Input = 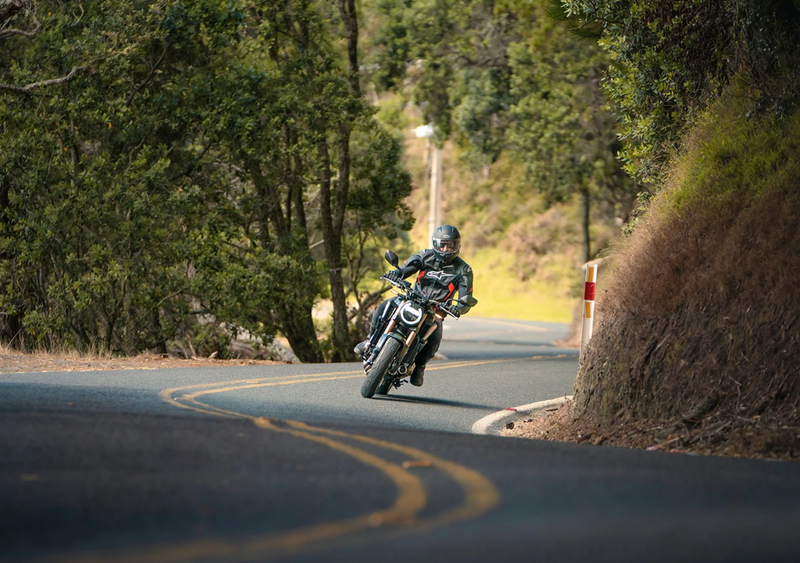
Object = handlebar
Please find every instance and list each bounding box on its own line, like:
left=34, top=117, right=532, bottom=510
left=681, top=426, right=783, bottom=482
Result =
left=437, top=302, right=461, bottom=319
left=380, top=274, right=411, bottom=291
left=381, top=272, right=461, bottom=318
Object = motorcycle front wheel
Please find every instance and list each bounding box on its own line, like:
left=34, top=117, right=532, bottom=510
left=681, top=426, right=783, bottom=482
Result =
left=361, top=338, right=401, bottom=398
left=376, top=375, right=393, bottom=395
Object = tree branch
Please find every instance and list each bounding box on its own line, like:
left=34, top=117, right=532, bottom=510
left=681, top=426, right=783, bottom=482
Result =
left=0, top=0, right=40, bottom=40
left=347, top=285, right=391, bottom=321
left=127, top=45, right=167, bottom=104
left=0, top=0, right=27, bottom=28
left=0, top=23, right=37, bottom=38
left=0, top=65, right=86, bottom=94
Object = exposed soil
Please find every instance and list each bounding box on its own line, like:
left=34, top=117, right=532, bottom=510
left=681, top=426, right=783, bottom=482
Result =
left=502, top=399, right=800, bottom=460
left=0, top=348, right=281, bottom=374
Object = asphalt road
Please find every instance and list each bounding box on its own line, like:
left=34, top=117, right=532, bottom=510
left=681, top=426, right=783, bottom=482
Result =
left=2, top=317, right=799, bottom=563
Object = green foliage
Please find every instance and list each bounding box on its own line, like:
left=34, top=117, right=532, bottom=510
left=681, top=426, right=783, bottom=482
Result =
left=0, top=0, right=412, bottom=358
left=664, top=83, right=800, bottom=217
left=507, top=1, right=630, bottom=205
left=364, top=0, right=635, bottom=265
left=364, top=0, right=518, bottom=156
left=560, top=0, right=800, bottom=186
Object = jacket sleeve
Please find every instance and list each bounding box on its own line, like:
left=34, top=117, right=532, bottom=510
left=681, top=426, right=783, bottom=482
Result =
left=399, top=250, right=427, bottom=278
left=455, top=264, right=475, bottom=314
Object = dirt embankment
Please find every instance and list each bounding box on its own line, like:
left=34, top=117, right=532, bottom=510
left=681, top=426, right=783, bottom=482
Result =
left=511, top=104, right=800, bottom=460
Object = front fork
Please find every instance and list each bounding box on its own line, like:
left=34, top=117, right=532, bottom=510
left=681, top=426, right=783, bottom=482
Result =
left=366, top=313, right=436, bottom=379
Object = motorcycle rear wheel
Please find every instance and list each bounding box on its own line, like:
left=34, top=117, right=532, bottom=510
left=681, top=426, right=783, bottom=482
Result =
left=361, top=338, right=401, bottom=398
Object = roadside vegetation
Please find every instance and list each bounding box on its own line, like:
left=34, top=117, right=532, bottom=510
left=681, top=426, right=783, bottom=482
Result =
left=0, top=0, right=412, bottom=362
left=510, top=0, right=800, bottom=459
left=363, top=0, right=634, bottom=321
left=0, top=0, right=632, bottom=360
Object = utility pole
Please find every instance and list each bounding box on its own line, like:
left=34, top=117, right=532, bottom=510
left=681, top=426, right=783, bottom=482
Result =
left=429, top=144, right=442, bottom=240
left=414, top=124, right=441, bottom=240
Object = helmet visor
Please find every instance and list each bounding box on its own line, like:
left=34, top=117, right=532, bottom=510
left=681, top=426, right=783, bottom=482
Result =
left=433, top=238, right=460, bottom=256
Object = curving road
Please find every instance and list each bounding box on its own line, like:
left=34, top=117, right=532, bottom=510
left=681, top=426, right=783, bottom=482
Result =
left=2, top=317, right=799, bottom=563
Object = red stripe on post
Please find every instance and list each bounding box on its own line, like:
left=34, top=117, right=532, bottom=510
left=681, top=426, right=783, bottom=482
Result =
left=584, top=282, right=596, bottom=301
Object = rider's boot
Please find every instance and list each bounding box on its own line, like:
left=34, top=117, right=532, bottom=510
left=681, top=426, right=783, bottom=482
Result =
left=354, top=340, right=370, bottom=359
left=410, top=364, right=425, bottom=387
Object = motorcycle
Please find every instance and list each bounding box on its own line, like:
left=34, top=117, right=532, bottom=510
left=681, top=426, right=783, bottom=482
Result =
left=360, top=250, right=478, bottom=399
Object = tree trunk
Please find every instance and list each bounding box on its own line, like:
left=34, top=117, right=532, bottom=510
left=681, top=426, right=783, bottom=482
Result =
left=317, top=137, right=351, bottom=362
left=580, top=186, right=591, bottom=264
left=312, top=0, right=362, bottom=362
left=247, top=158, right=322, bottom=362
left=277, top=302, right=323, bottom=363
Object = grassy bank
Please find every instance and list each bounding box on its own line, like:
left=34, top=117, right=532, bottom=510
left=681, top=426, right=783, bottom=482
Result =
left=566, top=89, right=800, bottom=459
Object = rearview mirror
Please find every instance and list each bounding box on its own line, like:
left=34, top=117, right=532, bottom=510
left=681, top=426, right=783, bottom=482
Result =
left=460, top=296, right=478, bottom=307
left=384, top=250, right=399, bottom=268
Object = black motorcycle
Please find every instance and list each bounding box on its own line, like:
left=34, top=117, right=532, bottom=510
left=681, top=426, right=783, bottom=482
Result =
left=360, top=250, right=478, bottom=399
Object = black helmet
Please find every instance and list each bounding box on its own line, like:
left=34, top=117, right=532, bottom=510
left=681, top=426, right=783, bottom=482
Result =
left=432, top=225, right=461, bottom=264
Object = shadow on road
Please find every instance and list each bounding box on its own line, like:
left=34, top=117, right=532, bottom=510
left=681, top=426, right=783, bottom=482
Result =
left=374, top=394, right=500, bottom=411
left=444, top=339, right=565, bottom=348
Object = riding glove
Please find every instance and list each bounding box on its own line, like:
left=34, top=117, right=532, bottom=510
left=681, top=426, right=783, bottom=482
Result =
left=385, top=269, right=405, bottom=282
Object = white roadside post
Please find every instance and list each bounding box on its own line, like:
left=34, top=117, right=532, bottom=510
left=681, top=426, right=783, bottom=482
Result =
left=580, top=263, right=599, bottom=359
left=414, top=123, right=441, bottom=240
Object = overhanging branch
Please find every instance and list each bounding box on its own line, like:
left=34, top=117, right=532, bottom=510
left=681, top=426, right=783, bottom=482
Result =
left=0, top=24, right=37, bottom=38
left=0, top=65, right=86, bottom=94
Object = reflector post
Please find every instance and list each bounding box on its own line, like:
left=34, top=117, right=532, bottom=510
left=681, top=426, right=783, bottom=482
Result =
left=580, top=263, right=599, bottom=360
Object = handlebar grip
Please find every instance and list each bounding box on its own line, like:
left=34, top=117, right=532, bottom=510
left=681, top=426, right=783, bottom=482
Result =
left=439, top=303, right=460, bottom=318
left=380, top=275, right=410, bottom=290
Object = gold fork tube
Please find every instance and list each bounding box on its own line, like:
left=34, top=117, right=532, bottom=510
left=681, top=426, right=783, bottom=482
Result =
left=404, top=313, right=428, bottom=347
left=422, top=322, right=438, bottom=341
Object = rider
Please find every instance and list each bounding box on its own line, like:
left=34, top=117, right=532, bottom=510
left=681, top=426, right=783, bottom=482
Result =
left=354, top=225, right=475, bottom=387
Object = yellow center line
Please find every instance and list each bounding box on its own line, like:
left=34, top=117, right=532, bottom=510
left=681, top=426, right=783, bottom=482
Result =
left=158, top=370, right=363, bottom=410
left=61, top=419, right=426, bottom=563
left=286, top=420, right=501, bottom=529
left=85, top=358, right=507, bottom=562
left=160, top=358, right=514, bottom=417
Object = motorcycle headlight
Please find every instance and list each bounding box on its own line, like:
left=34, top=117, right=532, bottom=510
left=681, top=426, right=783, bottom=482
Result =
left=398, top=303, right=423, bottom=326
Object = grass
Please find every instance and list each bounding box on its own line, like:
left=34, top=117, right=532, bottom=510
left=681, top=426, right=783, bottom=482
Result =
left=0, top=339, right=113, bottom=359
left=461, top=247, right=575, bottom=323
left=407, top=227, right=576, bottom=322
left=663, top=80, right=800, bottom=218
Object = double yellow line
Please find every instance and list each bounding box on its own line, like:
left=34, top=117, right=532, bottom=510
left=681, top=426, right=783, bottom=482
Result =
left=56, top=361, right=503, bottom=563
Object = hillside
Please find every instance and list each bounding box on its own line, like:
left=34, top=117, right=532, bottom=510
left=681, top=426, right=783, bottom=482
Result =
left=511, top=93, right=800, bottom=459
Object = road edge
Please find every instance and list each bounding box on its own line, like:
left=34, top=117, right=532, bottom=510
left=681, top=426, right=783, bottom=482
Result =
left=471, top=395, right=573, bottom=436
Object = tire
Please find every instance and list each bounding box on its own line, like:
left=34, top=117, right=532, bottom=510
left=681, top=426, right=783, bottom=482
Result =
left=376, top=375, right=393, bottom=395
left=361, top=338, right=401, bottom=399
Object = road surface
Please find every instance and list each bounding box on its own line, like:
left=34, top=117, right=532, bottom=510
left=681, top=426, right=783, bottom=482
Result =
left=2, top=317, right=799, bottom=563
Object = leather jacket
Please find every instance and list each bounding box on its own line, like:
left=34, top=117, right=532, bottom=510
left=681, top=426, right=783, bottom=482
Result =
left=398, top=249, right=475, bottom=314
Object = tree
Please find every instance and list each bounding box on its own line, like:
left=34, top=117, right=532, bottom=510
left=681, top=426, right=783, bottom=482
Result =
left=0, top=0, right=283, bottom=353
left=560, top=0, right=800, bottom=186
left=507, top=0, right=634, bottom=262
left=0, top=0, right=413, bottom=361
left=363, top=0, right=634, bottom=263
